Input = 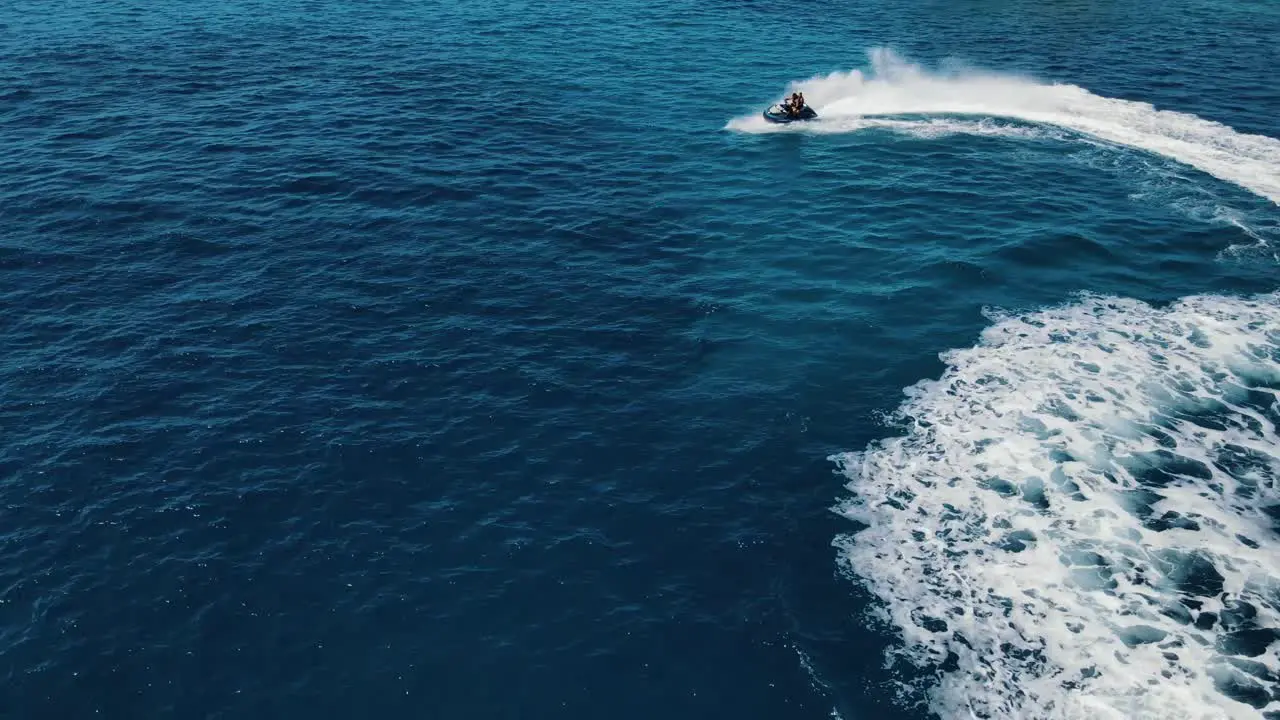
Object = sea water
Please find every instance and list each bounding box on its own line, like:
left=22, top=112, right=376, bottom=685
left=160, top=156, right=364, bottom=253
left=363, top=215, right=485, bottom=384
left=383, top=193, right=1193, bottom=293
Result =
left=2, top=0, right=1279, bottom=718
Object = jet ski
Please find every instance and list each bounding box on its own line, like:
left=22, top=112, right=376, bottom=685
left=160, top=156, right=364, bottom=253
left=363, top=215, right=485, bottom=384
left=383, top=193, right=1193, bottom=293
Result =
left=763, top=103, right=817, bottom=123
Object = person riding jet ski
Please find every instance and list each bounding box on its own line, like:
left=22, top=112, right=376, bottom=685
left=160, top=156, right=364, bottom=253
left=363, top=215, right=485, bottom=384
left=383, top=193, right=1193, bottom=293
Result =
left=762, top=92, right=816, bottom=123
left=782, top=92, right=807, bottom=118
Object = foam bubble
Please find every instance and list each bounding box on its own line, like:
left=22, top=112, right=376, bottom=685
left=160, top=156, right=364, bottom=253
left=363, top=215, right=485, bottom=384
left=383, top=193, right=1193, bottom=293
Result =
left=731, top=48, right=1280, bottom=205
left=831, top=292, right=1280, bottom=719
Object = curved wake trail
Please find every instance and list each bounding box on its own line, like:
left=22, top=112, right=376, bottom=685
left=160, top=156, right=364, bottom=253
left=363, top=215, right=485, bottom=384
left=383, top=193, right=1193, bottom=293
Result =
left=772, top=48, right=1280, bottom=718
left=730, top=48, right=1280, bottom=205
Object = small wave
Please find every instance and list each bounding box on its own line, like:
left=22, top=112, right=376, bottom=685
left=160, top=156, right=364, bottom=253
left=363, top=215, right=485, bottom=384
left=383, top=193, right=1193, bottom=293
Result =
left=730, top=48, right=1280, bottom=205
left=832, top=291, right=1280, bottom=719
left=859, top=117, right=1065, bottom=142
left=1213, top=208, right=1278, bottom=261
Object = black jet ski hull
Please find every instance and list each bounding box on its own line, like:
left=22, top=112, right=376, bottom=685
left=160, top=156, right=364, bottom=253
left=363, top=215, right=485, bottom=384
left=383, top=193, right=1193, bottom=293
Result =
left=763, top=104, right=817, bottom=123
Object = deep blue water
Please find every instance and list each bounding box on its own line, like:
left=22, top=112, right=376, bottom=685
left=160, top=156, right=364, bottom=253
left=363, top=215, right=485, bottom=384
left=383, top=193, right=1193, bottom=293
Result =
left=3, top=1, right=1280, bottom=718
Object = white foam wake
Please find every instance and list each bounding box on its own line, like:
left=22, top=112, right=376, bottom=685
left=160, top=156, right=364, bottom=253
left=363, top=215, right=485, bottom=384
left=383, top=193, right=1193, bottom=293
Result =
left=832, top=292, right=1280, bottom=718
left=729, top=48, right=1280, bottom=205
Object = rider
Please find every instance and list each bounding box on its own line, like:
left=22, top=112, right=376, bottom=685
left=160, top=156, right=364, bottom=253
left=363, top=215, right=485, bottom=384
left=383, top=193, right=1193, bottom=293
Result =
left=785, top=92, right=801, bottom=117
